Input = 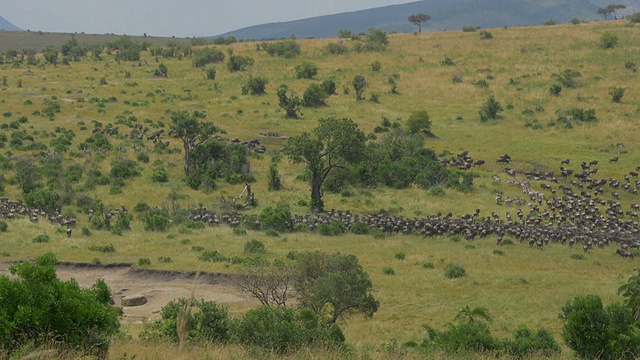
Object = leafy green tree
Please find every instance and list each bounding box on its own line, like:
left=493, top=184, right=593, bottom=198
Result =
left=14, top=159, right=41, bottom=194
left=353, top=75, right=367, bottom=100
left=598, top=4, right=626, bottom=20
left=43, top=45, right=59, bottom=65
left=277, top=85, right=303, bottom=118
left=259, top=205, right=292, bottom=232
left=408, top=13, right=431, bottom=33
left=618, top=268, right=640, bottom=319
left=192, top=48, right=225, bottom=67
left=0, top=253, right=121, bottom=357
left=454, top=305, right=492, bottom=324
left=559, top=295, right=629, bottom=359
left=295, top=251, right=379, bottom=324
left=170, top=110, right=222, bottom=176
left=263, top=40, right=301, bottom=58
left=285, top=117, right=366, bottom=211
left=406, top=110, right=432, bottom=134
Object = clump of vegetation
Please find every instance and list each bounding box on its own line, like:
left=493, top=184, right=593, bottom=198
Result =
left=479, top=95, right=503, bottom=122
left=244, top=239, right=266, bottom=254
left=262, top=40, right=301, bottom=58
left=0, top=220, right=7, bottom=232
left=353, top=75, right=367, bottom=100
left=383, top=267, right=396, bottom=275
left=89, top=244, right=116, bottom=253
left=303, top=83, right=328, bottom=107
left=0, top=253, right=121, bottom=357
left=241, top=76, right=268, bottom=95
left=259, top=205, right=292, bottom=232
left=138, top=257, right=151, bottom=266
left=444, top=263, right=466, bottom=278
left=609, top=86, right=626, bottom=103
left=479, top=30, right=493, bottom=39
left=32, top=234, right=50, bottom=243
left=276, top=85, right=303, bottom=118
left=599, top=32, right=619, bottom=49
left=227, top=55, right=254, bottom=72
left=295, top=61, right=318, bottom=79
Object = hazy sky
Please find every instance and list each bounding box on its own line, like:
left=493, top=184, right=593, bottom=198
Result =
left=3, top=0, right=415, bottom=37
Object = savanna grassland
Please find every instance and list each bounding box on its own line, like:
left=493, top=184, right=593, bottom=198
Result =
left=1, top=19, right=640, bottom=359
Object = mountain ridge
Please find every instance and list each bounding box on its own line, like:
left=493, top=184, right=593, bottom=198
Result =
left=214, top=0, right=639, bottom=40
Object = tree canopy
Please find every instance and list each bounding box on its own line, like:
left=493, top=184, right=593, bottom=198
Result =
left=408, top=13, right=431, bottom=33
left=170, top=110, right=222, bottom=176
left=284, top=117, right=366, bottom=211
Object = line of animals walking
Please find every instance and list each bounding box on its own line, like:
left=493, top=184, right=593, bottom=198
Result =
left=2, top=152, right=639, bottom=260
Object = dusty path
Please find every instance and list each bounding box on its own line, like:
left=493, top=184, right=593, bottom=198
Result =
left=0, top=263, right=251, bottom=323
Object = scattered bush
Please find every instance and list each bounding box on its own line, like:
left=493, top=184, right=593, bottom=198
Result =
left=406, top=110, right=432, bottom=134
left=549, top=83, right=562, bottom=96
left=479, top=96, right=503, bottom=122
left=244, top=239, right=266, bottom=254
left=0, top=220, right=7, bottom=232
left=138, top=257, right=151, bottom=266
left=479, top=30, right=493, bottom=39
left=609, top=86, right=626, bottom=103
left=600, top=32, right=619, bottom=49
left=232, top=306, right=344, bottom=353
left=371, top=60, right=382, bottom=72
left=141, top=298, right=230, bottom=343
left=493, top=249, right=505, bottom=256
left=317, top=221, right=346, bottom=236
left=267, top=163, right=283, bottom=191
left=320, top=79, right=337, bottom=95
left=227, top=55, right=254, bottom=72
left=394, top=252, right=406, bottom=260
left=383, top=267, right=396, bottom=275
left=241, top=76, right=268, bottom=95
left=89, top=244, right=116, bottom=253
left=303, top=83, right=328, bottom=107
left=199, top=250, right=228, bottom=263
left=444, top=263, right=466, bottom=278
left=353, top=75, right=367, bottom=100
left=158, top=256, right=172, bottom=263
left=624, top=61, right=637, bottom=73
left=259, top=205, right=292, bottom=232
left=570, top=253, right=586, bottom=260
left=351, top=222, right=374, bottom=235
left=462, top=25, right=480, bottom=32
left=423, top=262, right=435, bottom=269
left=295, top=61, right=318, bottom=79
left=142, top=209, right=171, bottom=231
left=263, top=40, right=301, bottom=58
left=151, top=167, right=169, bottom=183
left=32, top=234, right=50, bottom=243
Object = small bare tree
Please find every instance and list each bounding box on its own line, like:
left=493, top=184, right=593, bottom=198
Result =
left=408, top=13, right=431, bottom=33
left=234, top=262, right=296, bottom=307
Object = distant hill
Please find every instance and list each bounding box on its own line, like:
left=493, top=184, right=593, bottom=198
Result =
left=0, top=16, right=22, bottom=31
left=214, top=0, right=640, bottom=40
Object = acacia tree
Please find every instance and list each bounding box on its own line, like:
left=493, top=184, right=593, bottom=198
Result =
left=408, top=13, right=431, bottom=33
left=170, top=110, right=221, bottom=176
left=285, top=117, right=366, bottom=211
left=598, top=4, right=626, bottom=20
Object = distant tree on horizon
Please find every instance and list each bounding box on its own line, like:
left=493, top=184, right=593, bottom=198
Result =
left=598, top=4, right=626, bottom=20
left=408, top=13, right=431, bottom=33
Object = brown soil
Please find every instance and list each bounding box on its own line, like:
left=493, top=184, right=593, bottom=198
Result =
left=0, top=263, right=251, bottom=324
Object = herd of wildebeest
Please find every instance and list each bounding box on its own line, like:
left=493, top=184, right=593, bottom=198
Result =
left=2, top=148, right=640, bottom=260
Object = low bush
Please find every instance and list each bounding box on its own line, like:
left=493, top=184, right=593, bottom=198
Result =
left=141, top=298, right=230, bottom=343
left=32, top=234, right=50, bottom=243
left=232, top=306, right=344, bottom=353
left=241, top=76, right=268, bottom=95
left=89, top=244, right=116, bottom=253
left=259, top=205, right=292, bottom=232
left=199, top=250, right=228, bottom=263
left=138, top=257, right=151, bottom=266
left=295, top=61, right=318, bottom=79
left=0, top=220, right=7, bottom=232
left=444, top=263, right=466, bottom=278
left=394, top=252, right=406, bottom=260
left=383, top=267, right=396, bottom=275
left=244, top=239, right=266, bottom=254
left=317, top=221, right=346, bottom=236
left=423, top=262, right=435, bottom=269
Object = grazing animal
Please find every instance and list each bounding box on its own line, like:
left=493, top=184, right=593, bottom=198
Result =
left=609, top=156, right=619, bottom=163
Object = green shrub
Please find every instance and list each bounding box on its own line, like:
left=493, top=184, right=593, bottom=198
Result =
left=0, top=220, right=8, bottom=232
left=383, top=267, right=396, bottom=275
left=32, top=234, right=50, bottom=243
left=259, top=205, right=292, bottom=232
left=600, top=32, right=619, bottom=49
left=444, top=263, right=466, bottom=278
left=570, top=253, right=586, bottom=260
left=320, top=79, right=337, bottom=95
left=351, top=222, right=373, bottom=235
left=549, top=83, right=562, bottom=96
left=232, top=306, right=344, bottom=353
left=624, top=61, right=637, bottom=73
left=133, top=201, right=150, bottom=212
left=267, top=163, right=283, bottom=191
left=241, top=76, right=268, bottom=95
left=479, top=96, right=503, bottom=122
left=138, top=257, right=151, bottom=266
left=317, top=221, right=346, bottom=236
left=151, top=167, right=169, bottom=183
left=423, top=321, right=497, bottom=352
left=303, top=83, right=328, bottom=107
left=371, top=60, right=382, bottom=72
left=0, top=253, right=120, bottom=357
left=199, top=250, right=228, bottom=263
left=227, top=55, right=254, bottom=72
left=406, top=110, right=431, bottom=134
left=89, top=244, right=116, bottom=253
left=295, top=61, right=318, bottom=79
left=158, top=256, right=172, bottom=263
left=191, top=246, right=205, bottom=252
left=110, top=158, right=140, bottom=179
left=493, top=249, right=505, bottom=256
left=233, top=228, right=247, bottom=235
left=244, top=239, right=266, bottom=254
left=501, top=325, right=561, bottom=357
left=394, top=252, right=406, bottom=260
left=325, top=42, right=349, bottom=55
left=263, top=40, right=301, bottom=58
left=265, top=229, right=280, bottom=237
left=423, top=262, right=435, bottom=269
left=609, top=87, right=626, bottom=103
left=142, top=209, right=171, bottom=231
left=479, top=30, right=493, bottom=39
left=141, top=298, right=230, bottom=343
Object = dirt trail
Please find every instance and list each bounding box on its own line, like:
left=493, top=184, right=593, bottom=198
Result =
left=0, top=263, right=250, bottom=323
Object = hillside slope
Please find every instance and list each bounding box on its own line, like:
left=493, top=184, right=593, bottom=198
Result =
left=0, top=15, right=22, bottom=31
left=215, top=0, right=639, bottom=40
